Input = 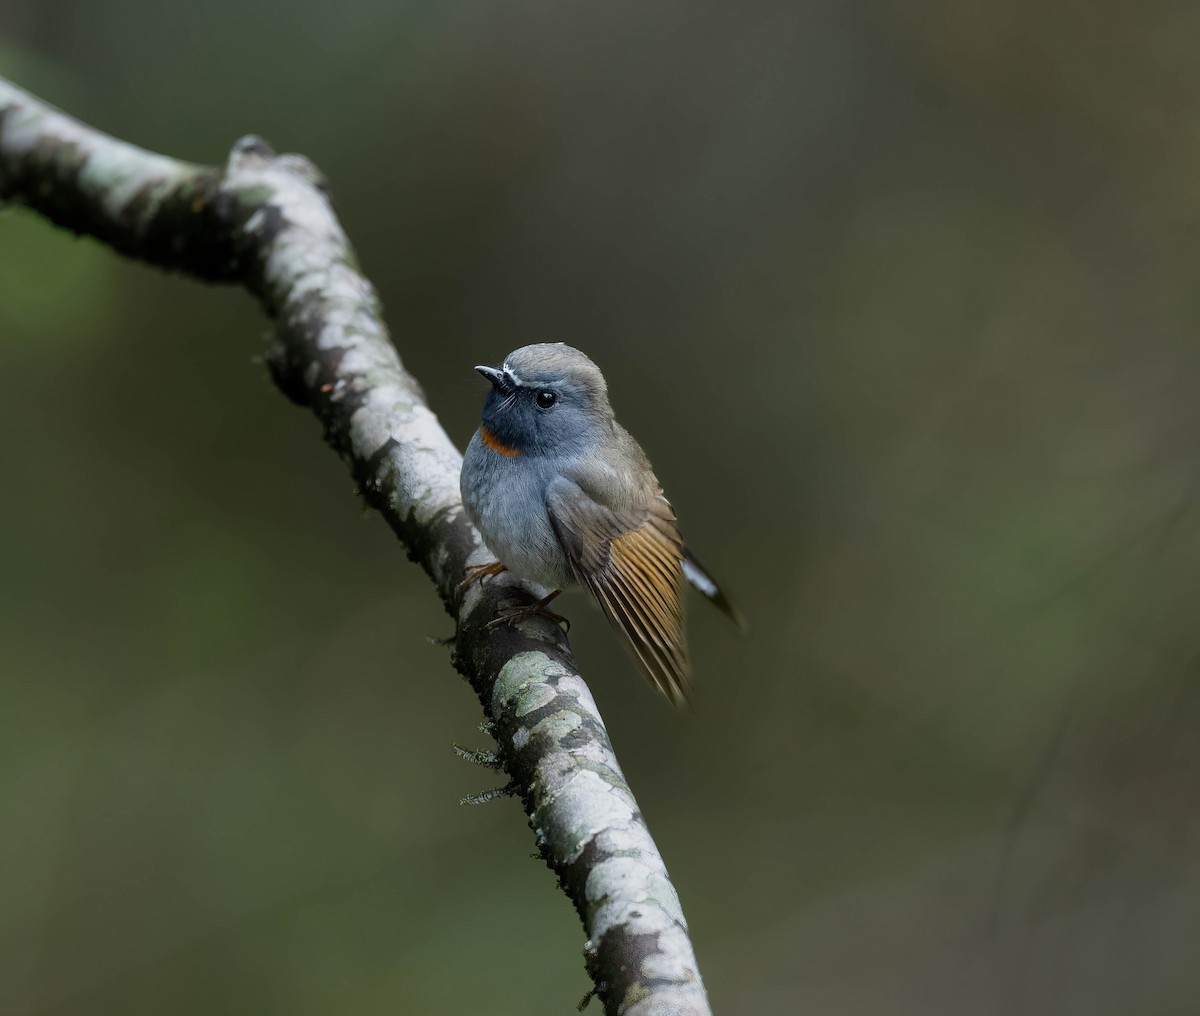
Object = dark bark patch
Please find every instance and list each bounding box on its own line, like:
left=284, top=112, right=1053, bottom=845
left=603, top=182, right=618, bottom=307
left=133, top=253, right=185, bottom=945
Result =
left=587, top=928, right=665, bottom=1016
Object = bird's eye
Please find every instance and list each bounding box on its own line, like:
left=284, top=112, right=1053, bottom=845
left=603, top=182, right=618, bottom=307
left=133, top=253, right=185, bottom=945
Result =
left=536, top=390, right=557, bottom=409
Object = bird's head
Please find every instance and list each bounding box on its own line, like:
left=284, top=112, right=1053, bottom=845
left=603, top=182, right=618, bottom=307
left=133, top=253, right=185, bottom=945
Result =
left=475, top=343, right=613, bottom=457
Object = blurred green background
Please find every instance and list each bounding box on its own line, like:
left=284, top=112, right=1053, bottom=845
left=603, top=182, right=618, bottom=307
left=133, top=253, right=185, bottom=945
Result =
left=3, top=2, right=1199, bottom=1013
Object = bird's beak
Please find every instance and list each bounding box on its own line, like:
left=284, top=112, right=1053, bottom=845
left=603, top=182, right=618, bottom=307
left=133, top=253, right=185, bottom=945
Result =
left=475, top=365, right=511, bottom=391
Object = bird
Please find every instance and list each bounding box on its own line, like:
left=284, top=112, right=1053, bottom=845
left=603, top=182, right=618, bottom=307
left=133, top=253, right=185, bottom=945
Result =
left=459, top=342, right=743, bottom=707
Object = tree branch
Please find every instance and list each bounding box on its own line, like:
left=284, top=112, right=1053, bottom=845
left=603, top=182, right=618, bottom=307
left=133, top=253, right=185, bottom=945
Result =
left=0, top=77, right=710, bottom=1016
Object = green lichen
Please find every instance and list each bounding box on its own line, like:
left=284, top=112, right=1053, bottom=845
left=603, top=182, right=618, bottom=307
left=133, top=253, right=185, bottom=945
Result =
left=493, top=651, right=558, bottom=712
left=234, top=183, right=275, bottom=208
left=621, top=982, right=652, bottom=1007
left=532, top=692, right=588, bottom=731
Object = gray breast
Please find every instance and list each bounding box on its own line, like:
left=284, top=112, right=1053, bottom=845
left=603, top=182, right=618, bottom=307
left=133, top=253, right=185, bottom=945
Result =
left=460, top=432, right=576, bottom=589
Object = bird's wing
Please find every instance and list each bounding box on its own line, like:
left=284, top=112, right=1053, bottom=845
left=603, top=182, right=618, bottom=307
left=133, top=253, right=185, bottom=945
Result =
left=545, top=475, right=691, bottom=707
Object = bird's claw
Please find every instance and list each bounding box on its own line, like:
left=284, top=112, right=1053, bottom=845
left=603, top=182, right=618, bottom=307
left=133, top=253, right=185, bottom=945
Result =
left=485, top=591, right=569, bottom=633
left=458, top=559, right=507, bottom=593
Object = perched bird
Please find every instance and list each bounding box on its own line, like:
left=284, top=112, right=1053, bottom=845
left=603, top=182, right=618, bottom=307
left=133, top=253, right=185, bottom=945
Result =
left=459, top=343, right=743, bottom=707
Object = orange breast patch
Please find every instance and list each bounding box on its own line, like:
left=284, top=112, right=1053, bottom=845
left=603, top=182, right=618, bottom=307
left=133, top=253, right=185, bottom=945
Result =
left=480, top=426, right=521, bottom=457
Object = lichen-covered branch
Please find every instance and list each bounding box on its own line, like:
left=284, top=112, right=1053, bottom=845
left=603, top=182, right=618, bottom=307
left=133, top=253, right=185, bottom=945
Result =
left=0, top=77, right=710, bottom=1016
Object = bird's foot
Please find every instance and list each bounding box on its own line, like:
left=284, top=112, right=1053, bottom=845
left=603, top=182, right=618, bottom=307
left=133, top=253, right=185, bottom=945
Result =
left=485, top=590, right=570, bottom=633
left=458, top=559, right=507, bottom=593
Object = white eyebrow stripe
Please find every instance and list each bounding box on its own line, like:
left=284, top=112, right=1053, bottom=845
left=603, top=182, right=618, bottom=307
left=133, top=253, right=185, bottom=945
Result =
left=501, top=364, right=567, bottom=390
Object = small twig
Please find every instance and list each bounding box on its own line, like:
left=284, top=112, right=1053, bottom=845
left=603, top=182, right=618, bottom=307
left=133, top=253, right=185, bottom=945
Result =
left=460, top=784, right=517, bottom=807
left=453, top=744, right=505, bottom=770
